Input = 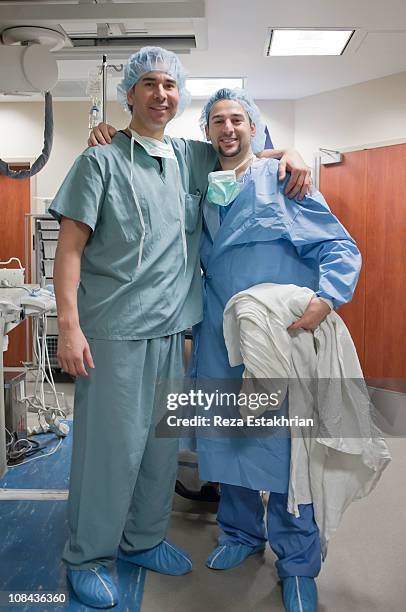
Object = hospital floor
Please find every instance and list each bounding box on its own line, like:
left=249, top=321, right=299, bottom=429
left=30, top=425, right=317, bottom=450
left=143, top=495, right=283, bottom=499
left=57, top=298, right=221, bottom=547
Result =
left=24, top=381, right=406, bottom=612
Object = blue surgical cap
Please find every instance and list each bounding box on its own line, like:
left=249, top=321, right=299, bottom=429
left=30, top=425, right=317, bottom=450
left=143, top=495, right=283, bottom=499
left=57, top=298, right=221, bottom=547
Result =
left=117, top=46, right=191, bottom=115
left=199, top=88, right=266, bottom=154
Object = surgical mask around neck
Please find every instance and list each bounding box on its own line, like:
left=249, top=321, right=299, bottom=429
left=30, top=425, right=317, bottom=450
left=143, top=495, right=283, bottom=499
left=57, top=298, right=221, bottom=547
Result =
left=207, top=155, right=254, bottom=206
left=129, top=128, right=176, bottom=160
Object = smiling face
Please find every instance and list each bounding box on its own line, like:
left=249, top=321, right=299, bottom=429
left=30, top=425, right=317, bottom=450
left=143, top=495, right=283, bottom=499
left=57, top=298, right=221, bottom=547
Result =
left=127, top=70, right=180, bottom=138
left=205, top=99, right=256, bottom=160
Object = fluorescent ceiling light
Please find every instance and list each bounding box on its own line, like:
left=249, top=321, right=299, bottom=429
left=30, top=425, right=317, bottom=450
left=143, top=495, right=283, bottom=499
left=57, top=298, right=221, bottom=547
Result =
left=267, top=29, right=354, bottom=56
left=186, top=78, right=244, bottom=97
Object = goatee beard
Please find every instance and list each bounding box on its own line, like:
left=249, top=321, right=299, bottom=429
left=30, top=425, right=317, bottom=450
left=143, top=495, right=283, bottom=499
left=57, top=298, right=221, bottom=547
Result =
left=218, top=144, right=241, bottom=158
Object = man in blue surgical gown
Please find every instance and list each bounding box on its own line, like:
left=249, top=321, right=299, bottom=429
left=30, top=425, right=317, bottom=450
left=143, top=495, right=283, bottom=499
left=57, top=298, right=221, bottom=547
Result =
left=50, top=48, right=311, bottom=609
left=188, top=88, right=362, bottom=612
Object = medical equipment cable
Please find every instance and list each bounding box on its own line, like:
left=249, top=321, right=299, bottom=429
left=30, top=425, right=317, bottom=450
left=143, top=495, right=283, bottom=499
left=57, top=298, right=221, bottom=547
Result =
left=23, top=314, right=67, bottom=437
left=0, top=92, right=53, bottom=179
left=7, top=439, right=63, bottom=468
left=5, top=425, right=42, bottom=465
left=5, top=314, right=67, bottom=465
left=31, top=315, right=61, bottom=410
left=5, top=426, right=14, bottom=451
left=6, top=435, right=63, bottom=468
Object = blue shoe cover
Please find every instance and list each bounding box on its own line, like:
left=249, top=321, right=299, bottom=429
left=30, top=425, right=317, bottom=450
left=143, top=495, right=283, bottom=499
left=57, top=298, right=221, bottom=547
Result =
left=67, top=566, right=118, bottom=609
left=118, top=540, right=192, bottom=576
left=282, top=576, right=317, bottom=612
left=206, top=542, right=265, bottom=570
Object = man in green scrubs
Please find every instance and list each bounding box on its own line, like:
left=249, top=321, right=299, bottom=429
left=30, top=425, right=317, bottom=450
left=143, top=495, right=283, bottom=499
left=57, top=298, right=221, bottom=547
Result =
left=51, top=46, right=310, bottom=609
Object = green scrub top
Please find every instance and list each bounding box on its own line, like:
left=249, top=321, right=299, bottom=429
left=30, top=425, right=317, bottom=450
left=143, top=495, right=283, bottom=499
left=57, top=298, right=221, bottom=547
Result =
left=50, top=132, right=217, bottom=340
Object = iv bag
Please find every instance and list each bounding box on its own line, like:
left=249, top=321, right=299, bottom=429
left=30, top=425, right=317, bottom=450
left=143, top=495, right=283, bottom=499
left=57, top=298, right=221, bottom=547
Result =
left=86, top=69, right=102, bottom=129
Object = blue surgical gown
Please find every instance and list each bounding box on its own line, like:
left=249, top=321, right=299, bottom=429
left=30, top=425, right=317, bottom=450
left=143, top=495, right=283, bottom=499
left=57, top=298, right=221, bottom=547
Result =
left=190, top=158, right=362, bottom=491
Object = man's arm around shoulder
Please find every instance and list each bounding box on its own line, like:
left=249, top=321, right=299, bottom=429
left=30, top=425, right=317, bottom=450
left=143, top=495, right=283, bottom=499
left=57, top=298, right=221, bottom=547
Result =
left=257, top=148, right=312, bottom=200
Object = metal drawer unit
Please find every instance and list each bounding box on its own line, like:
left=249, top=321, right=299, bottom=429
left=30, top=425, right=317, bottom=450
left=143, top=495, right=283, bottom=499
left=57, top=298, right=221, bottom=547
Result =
left=33, top=215, right=60, bottom=367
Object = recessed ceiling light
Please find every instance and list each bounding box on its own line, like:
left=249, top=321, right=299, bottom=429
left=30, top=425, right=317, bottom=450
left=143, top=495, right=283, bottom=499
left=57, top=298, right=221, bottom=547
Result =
left=186, top=78, right=244, bottom=97
left=266, top=29, right=355, bottom=56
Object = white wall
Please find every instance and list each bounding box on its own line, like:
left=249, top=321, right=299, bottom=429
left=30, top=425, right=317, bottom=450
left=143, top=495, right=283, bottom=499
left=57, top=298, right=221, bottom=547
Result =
left=0, top=101, right=127, bottom=210
left=0, top=98, right=295, bottom=210
left=295, top=71, right=406, bottom=167
left=254, top=100, right=295, bottom=152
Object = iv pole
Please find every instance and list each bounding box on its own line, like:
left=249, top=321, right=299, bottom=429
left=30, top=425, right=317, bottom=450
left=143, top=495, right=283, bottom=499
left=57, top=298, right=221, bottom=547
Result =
left=100, top=55, right=123, bottom=124
left=102, top=54, right=107, bottom=123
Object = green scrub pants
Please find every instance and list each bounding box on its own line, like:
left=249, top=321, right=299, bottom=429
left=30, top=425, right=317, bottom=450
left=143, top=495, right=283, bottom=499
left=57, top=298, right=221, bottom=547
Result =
left=63, top=334, right=183, bottom=570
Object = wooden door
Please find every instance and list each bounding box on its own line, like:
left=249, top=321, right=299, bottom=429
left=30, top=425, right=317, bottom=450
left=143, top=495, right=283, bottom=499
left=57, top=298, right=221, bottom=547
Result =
left=319, top=150, right=367, bottom=364
left=320, top=144, right=406, bottom=381
left=0, top=169, right=31, bottom=366
left=363, top=145, right=406, bottom=380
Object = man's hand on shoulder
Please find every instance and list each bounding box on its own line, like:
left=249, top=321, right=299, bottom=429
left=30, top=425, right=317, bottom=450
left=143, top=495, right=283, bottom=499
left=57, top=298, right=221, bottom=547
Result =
left=278, top=149, right=312, bottom=201
left=88, top=123, right=118, bottom=147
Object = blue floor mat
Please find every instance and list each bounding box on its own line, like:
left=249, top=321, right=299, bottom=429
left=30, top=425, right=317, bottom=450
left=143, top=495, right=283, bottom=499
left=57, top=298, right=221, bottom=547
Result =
left=0, top=426, right=146, bottom=611
left=0, top=500, right=146, bottom=611
left=0, top=425, right=72, bottom=490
